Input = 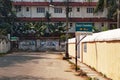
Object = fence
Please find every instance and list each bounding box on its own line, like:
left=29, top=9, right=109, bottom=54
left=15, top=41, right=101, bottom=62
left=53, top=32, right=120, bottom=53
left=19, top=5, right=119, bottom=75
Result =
left=18, top=39, right=60, bottom=51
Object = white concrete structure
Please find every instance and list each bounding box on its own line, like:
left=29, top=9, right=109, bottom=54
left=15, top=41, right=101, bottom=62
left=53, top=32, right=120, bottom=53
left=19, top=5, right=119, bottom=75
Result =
left=0, top=36, right=10, bottom=53
left=12, top=0, right=116, bottom=33
left=68, top=29, right=120, bottom=80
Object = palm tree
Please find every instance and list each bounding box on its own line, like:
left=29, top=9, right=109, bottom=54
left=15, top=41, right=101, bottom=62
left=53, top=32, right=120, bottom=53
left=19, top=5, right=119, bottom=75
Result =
left=45, top=11, right=51, bottom=34
left=47, top=22, right=65, bottom=37
left=33, top=21, right=47, bottom=37
left=95, top=0, right=117, bottom=19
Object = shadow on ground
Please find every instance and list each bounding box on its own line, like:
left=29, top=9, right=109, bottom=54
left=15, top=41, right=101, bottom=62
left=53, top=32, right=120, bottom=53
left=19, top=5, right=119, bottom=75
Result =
left=0, top=52, right=54, bottom=67
left=0, top=75, right=65, bottom=80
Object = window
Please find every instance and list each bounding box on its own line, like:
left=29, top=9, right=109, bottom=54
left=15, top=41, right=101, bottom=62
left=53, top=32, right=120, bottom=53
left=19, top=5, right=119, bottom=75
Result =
left=87, top=8, right=94, bottom=13
left=37, top=7, right=45, bottom=13
left=26, top=7, right=29, bottom=12
left=84, top=43, right=87, bottom=53
left=101, top=23, right=104, bottom=27
left=54, top=8, right=62, bottom=13
left=15, top=6, right=21, bottom=12
left=77, top=8, right=80, bottom=12
left=70, top=23, right=73, bottom=27
left=69, top=7, right=72, bottom=12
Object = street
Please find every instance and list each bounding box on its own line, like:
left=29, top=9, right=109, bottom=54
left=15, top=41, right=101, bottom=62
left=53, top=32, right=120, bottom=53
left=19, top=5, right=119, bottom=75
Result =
left=0, top=52, right=86, bottom=80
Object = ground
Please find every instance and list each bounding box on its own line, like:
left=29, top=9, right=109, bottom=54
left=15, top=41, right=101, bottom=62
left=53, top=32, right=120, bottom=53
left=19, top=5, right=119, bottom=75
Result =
left=0, top=52, right=87, bottom=80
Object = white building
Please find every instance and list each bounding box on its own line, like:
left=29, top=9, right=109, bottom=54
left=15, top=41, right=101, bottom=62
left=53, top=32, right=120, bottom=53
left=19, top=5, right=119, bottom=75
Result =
left=12, top=0, right=116, bottom=33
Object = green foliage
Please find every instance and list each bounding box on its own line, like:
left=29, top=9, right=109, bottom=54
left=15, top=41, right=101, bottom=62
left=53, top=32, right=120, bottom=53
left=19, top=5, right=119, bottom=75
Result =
left=45, top=11, right=51, bottom=22
left=34, top=21, right=47, bottom=36
left=95, top=0, right=117, bottom=19
left=11, top=21, right=65, bottom=37
left=17, top=22, right=47, bottom=36
left=101, top=26, right=109, bottom=31
left=0, top=23, right=11, bottom=35
left=93, top=26, right=109, bottom=32
left=60, top=34, right=72, bottom=41
left=0, top=0, right=16, bottom=35
left=44, top=9, right=65, bottom=37
left=48, top=23, right=65, bottom=35
left=94, top=0, right=104, bottom=12
left=0, top=0, right=12, bottom=17
left=93, top=26, right=100, bottom=33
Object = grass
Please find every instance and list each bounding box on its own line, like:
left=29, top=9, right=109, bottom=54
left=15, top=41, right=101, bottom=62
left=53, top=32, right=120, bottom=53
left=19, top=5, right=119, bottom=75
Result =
left=70, top=64, right=80, bottom=70
left=66, top=59, right=80, bottom=70
left=75, top=70, right=87, bottom=76
left=66, top=59, right=95, bottom=80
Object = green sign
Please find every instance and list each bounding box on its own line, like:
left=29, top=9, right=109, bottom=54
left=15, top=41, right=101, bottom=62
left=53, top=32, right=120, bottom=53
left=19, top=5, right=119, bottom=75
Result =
left=10, top=37, right=18, bottom=41
left=75, top=23, right=93, bottom=32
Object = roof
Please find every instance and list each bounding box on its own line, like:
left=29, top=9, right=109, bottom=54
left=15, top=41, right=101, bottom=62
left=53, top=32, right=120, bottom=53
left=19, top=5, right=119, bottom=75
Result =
left=82, top=29, right=120, bottom=42
left=68, top=29, right=120, bottom=43
left=68, top=38, right=75, bottom=43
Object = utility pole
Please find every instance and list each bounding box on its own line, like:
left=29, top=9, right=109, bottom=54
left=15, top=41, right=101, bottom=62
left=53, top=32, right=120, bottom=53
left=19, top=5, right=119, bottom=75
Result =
left=117, top=0, right=120, bottom=28
left=49, top=0, right=70, bottom=59
left=64, top=0, right=70, bottom=59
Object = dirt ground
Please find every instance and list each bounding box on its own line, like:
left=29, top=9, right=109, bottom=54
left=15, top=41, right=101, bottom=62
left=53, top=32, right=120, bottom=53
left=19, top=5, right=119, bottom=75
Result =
left=0, top=52, right=88, bottom=80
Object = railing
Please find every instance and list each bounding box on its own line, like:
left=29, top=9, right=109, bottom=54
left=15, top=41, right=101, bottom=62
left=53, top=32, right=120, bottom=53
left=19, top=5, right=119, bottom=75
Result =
left=12, top=0, right=46, bottom=2
left=12, top=0, right=97, bottom=3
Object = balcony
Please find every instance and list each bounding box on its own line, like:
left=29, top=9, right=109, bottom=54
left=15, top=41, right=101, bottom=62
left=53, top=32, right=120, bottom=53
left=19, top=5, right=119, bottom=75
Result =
left=16, top=17, right=115, bottom=22
left=12, top=1, right=97, bottom=6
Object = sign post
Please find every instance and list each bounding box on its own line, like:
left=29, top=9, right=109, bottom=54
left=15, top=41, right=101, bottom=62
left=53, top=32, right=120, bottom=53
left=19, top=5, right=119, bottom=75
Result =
left=10, top=37, right=19, bottom=41
left=75, top=22, right=93, bottom=35
left=75, top=22, right=93, bottom=71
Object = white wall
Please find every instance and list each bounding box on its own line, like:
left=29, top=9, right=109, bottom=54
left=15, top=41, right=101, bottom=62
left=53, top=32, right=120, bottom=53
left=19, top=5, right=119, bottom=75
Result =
left=0, top=40, right=10, bottom=53
left=19, top=39, right=59, bottom=51
left=15, top=5, right=107, bottom=18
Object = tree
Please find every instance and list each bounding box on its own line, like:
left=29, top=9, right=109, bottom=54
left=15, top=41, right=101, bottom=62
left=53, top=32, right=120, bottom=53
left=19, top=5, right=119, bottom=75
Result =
left=45, top=11, right=51, bottom=34
left=33, top=21, right=47, bottom=37
left=0, top=0, right=16, bottom=35
left=0, top=0, right=15, bottom=22
left=13, top=22, right=47, bottom=37
left=0, top=23, right=11, bottom=35
left=95, top=0, right=118, bottom=19
left=45, top=10, right=65, bottom=37
left=47, top=22, right=65, bottom=36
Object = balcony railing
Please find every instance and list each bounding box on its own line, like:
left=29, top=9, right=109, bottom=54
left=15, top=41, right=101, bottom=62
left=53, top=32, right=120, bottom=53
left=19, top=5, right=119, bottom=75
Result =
left=12, top=1, right=97, bottom=6
left=16, top=17, right=116, bottom=22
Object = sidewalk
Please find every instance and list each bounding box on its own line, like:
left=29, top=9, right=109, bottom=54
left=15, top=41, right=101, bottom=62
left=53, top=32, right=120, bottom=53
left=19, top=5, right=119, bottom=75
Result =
left=68, top=58, right=109, bottom=80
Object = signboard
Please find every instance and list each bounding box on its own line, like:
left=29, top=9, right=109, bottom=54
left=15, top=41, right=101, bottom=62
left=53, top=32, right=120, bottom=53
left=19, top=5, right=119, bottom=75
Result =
left=10, top=37, right=18, bottom=41
left=75, top=22, right=93, bottom=35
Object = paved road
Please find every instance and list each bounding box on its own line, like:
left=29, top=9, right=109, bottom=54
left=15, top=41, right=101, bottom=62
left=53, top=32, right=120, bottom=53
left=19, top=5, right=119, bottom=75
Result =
left=0, top=52, right=86, bottom=80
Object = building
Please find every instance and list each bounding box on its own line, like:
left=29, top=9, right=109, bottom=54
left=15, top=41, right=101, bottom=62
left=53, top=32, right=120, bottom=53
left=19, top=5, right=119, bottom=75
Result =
left=12, top=0, right=116, bottom=33
left=68, top=29, right=120, bottom=80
